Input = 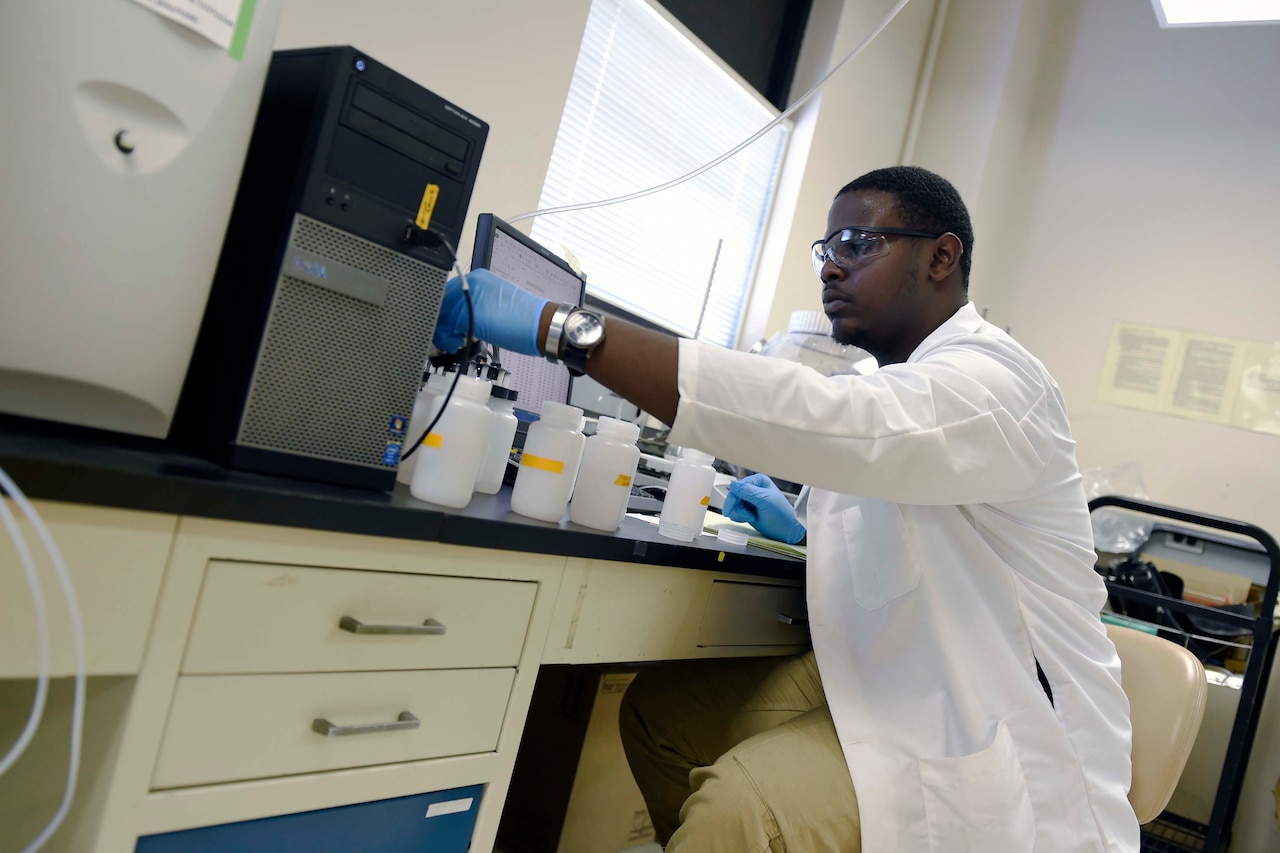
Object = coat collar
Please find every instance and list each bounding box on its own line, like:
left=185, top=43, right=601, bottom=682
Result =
left=906, top=302, right=985, bottom=364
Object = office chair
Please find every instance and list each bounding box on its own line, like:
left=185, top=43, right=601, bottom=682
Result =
left=1107, top=623, right=1208, bottom=823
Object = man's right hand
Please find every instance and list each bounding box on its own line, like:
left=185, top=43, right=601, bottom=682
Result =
left=432, top=269, right=549, bottom=356
left=722, top=473, right=807, bottom=544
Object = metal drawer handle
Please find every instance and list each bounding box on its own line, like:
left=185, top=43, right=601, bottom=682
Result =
left=777, top=612, right=809, bottom=627
left=312, top=711, right=421, bottom=737
left=338, top=616, right=446, bottom=635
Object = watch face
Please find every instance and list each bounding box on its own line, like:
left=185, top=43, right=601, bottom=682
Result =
left=564, top=310, right=605, bottom=347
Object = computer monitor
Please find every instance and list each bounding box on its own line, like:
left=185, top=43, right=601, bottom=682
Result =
left=471, top=214, right=586, bottom=419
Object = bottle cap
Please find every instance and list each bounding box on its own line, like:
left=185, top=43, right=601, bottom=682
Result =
left=489, top=385, right=517, bottom=401
left=680, top=447, right=715, bottom=466
left=595, top=416, right=640, bottom=443
left=716, top=527, right=749, bottom=547
left=539, top=401, right=584, bottom=429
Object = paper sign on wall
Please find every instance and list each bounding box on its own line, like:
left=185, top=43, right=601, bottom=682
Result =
left=1098, top=322, right=1279, bottom=436
left=126, top=0, right=255, bottom=58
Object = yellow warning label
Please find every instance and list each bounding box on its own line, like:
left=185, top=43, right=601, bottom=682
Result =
left=415, top=183, right=440, bottom=230
left=614, top=474, right=633, bottom=487
left=522, top=453, right=565, bottom=474
left=422, top=433, right=443, bottom=448
left=699, top=495, right=710, bottom=505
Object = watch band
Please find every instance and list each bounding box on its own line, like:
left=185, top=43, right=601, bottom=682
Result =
left=561, top=337, right=591, bottom=377
left=543, top=303, right=574, bottom=363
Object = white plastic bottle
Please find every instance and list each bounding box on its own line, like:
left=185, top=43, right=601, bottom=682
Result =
left=408, top=374, right=493, bottom=508
left=658, top=448, right=717, bottom=541
left=568, top=416, right=641, bottom=532
left=474, top=386, right=520, bottom=495
left=757, top=309, right=874, bottom=376
left=396, top=367, right=451, bottom=486
left=510, top=401, right=586, bottom=523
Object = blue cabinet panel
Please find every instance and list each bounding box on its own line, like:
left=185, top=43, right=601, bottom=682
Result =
left=136, top=784, right=484, bottom=852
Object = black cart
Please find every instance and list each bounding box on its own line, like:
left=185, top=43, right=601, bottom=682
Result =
left=1091, top=496, right=1280, bottom=853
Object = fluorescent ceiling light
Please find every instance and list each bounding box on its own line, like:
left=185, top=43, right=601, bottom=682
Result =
left=1152, top=0, right=1280, bottom=26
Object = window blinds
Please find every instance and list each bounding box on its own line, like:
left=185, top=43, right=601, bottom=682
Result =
left=531, top=0, right=789, bottom=347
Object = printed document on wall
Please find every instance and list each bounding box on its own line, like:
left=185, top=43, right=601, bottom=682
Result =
left=1098, top=322, right=1280, bottom=439
left=1164, top=333, right=1245, bottom=424
left=127, top=0, right=246, bottom=51
left=1096, top=323, right=1179, bottom=413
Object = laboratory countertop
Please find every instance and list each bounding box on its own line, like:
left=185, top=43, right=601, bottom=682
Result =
left=0, top=415, right=802, bottom=581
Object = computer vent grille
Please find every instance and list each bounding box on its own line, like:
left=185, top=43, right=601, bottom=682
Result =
left=238, top=215, right=447, bottom=467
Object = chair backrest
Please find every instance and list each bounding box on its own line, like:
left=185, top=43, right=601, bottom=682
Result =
left=1107, top=623, right=1208, bottom=823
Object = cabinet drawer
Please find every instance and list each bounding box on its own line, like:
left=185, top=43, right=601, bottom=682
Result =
left=153, top=669, right=515, bottom=789
left=182, top=561, right=537, bottom=674
left=697, top=580, right=809, bottom=647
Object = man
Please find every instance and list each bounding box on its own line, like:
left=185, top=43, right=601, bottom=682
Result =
left=433, top=166, right=1138, bottom=851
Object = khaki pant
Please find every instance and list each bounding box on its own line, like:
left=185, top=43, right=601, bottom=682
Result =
left=619, top=652, right=861, bottom=852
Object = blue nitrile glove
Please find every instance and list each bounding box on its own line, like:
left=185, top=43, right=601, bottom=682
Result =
left=722, top=473, right=806, bottom=544
left=432, top=268, right=549, bottom=356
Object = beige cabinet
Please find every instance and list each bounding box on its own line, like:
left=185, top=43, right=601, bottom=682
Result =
left=1, top=504, right=805, bottom=853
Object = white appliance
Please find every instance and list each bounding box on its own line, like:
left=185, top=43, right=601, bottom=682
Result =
left=0, top=0, right=282, bottom=437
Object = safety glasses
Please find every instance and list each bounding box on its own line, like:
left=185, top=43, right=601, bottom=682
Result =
left=811, top=226, right=944, bottom=278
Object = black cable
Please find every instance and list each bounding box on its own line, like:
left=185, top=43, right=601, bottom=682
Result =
left=402, top=235, right=472, bottom=464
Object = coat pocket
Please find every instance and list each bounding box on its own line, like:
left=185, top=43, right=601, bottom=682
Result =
left=918, top=720, right=1036, bottom=853
left=840, top=501, right=921, bottom=610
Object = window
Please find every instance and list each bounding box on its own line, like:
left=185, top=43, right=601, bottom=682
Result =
left=530, top=0, right=790, bottom=347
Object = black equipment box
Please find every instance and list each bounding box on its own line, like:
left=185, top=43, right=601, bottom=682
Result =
left=172, top=46, right=487, bottom=490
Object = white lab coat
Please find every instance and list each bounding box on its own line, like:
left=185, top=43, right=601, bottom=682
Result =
left=668, top=303, right=1138, bottom=852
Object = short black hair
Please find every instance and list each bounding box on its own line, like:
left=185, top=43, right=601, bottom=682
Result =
left=837, top=166, right=973, bottom=289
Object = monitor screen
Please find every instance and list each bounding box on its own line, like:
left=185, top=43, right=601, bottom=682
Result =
left=471, top=214, right=585, bottom=418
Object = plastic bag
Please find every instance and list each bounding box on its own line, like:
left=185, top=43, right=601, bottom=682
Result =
left=1081, top=462, right=1153, bottom=554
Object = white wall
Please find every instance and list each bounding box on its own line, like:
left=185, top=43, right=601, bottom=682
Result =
left=274, top=0, right=592, bottom=268
left=964, top=0, right=1280, bottom=536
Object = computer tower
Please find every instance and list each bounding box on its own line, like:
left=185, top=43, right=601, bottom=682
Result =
left=171, top=46, right=488, bottom=491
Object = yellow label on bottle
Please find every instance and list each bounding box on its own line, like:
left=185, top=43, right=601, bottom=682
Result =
left=415, top=183, right=440, bottom=230
left=614, top=474, right=632, bottom=487
left=699, top=495, right=710, bottom=505
left=521, top=453, right=565, bottom=473
left=422, top=433, right=443, bottom=448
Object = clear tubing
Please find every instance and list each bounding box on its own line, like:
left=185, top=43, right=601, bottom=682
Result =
left=0, top=493, right=49, bottom=777
left=0, top=466, right=85, bottom=853
left=506, top=0, right=913, bottom=225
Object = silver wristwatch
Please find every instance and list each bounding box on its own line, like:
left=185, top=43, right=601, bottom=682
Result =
left=543, top=304, right=606, bottom=377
